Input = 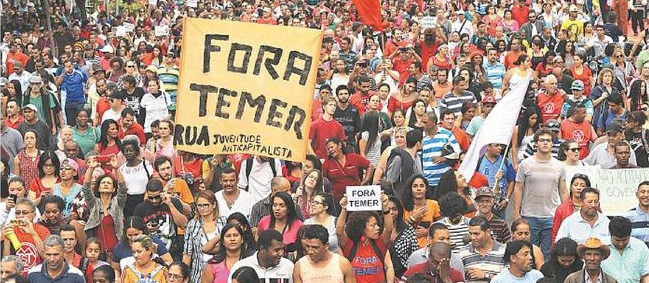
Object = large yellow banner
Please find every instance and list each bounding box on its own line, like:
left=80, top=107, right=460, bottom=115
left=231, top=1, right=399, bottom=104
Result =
left=174, top=19, right=322, bottom=162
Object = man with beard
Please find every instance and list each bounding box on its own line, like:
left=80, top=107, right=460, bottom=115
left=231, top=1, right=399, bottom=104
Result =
left=559, top=105, right=597, bottom=159
left=416, top=28, right=445, bottom=72
left=152, top=156, right=193, bottom=213
left=228, top=230, right=294, bottom=283
left=556, top=187, right=610, bottom=244
left=334, top=85, right=361, bottom=153
left=4, top=100, right=25, bottom=129
left=492, top=240, right=544, bottom=282
left=27, top=235, right=85, bottom=283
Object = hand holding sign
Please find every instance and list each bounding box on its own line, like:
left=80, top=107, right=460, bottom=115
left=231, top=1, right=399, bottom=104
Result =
left=346, top=186, right=382, bottom=211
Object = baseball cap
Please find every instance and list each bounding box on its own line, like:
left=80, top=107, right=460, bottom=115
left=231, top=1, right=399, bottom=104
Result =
left=545, top=119, right=560, bottom=131
left=92, top=64, right=105, bottom=74
left=146, top=65, right=158, bottom=73
left=61, top=158, right=79, bottom=171
left=0, top=77, right=7, bottom=87
left=22, top=104, right=38, bottom=112
left=476, top=186, right=495, bottom=198
left=29, top=76, right=43, bottom=84
left=569, top=5, right=579, bottom=12
left=571, top=80, right=584, bottom=91
left=606, top=121, right=624, bottom=134
left=99, top=45, right=114, bottom=53
left=482, top=95, right=496, bottom=104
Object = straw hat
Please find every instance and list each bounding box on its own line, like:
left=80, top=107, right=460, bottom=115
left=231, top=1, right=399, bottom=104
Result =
left=576, top=237, right=610, bottom=259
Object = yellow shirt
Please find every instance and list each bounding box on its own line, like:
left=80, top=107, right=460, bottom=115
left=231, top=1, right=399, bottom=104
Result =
left=122, top=263, right=168, bottom=283
left=560, top=19, right=584, bottom=41
left=403, top=199, right=442, bottom=248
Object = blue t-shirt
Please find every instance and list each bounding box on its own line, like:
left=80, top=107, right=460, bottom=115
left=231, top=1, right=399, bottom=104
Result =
left=477, top=155, right=515, bottom=200
left=112, top=235, right=169, bottom=263
left=52, top=183, right=83, bottom=216
left=491, top=268, right=544, bottom=283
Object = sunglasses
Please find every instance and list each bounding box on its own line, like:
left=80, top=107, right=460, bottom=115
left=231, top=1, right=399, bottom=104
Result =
left=568, top=147, right=580, bottom=152
left=126, top=65, right=136, bottom=68
left=148, top=195, right=162, bottom=201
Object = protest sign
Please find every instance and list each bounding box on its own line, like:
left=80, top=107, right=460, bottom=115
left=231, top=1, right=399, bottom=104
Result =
left=115, top=26, right=126, bottom=37
left=154, top=25, right=168, bottom=37
left=420, top=16, right=435, bottom=30
left=148, top=0, right=156, bottom=5
left=598, top=168, right=649, bottom=215
left=564, top=165, right=600, bottom=190
left=123, top=22, right=134, bottom=32
left=174, top=19, right=322, bottom=162
left=186, top=0, right=197, bottom=7
left=346, top=186, right=382, bottom=211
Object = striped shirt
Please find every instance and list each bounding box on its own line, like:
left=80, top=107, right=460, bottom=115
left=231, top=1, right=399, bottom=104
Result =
left=422, top=128, right=459, bottom=186
left=157, top=65, right=179, bottom=101
left=483, top=61, right=506, bottom=90
left=487, top=216, right=512, bottom=244
left=439, top=91, right=478, bottom=115
left=435, top=216, right=471, bottom=253
left=625, top=206, right=649, bottom=246
left=457, top=241, right=507, bottom=283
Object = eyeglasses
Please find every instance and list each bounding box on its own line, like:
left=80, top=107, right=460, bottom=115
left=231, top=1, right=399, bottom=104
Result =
left=309, top=200, right=324, bottom=206
left=568, top=148, right=580, bottom=152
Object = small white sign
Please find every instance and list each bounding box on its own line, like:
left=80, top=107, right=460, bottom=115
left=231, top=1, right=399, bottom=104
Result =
left=155, top=25, right=169, bottom=37
left=186, top=0, right=197, bottom=7
left=346, top=186, right=382, bottom=211
left=123, top=22, right=134, bottom=32
left=148, top=0, right=157, bottom=5
left=115, top=26, right=126, bottom=37
left=421, top=16, right=435, bottom=29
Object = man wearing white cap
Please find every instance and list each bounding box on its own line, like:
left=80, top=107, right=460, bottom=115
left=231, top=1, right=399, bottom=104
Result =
left=21, top=75, right=61, bottom=135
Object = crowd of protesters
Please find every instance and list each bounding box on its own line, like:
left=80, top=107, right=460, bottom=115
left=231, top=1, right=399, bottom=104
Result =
left=2, top=0, right=649, bottom=282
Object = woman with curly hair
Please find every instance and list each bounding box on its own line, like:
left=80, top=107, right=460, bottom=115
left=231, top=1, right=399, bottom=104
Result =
left=540, top=237, right=583, bottom=283
left=435, top=192, right=471, bottom=253
left=628, top=79, right=648, bottom=112
left=401, top=174, right=441, bottom=247
left=200, top=223, right=251, bottom=283
left=384, top=195, right=419, bottom=278
left=337, top=192, right=394, bottom=283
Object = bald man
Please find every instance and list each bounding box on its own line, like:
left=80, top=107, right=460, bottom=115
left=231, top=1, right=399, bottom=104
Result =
left=249, top=177, right=303, bottom=228
left=400, top=242, right=465, bottom=283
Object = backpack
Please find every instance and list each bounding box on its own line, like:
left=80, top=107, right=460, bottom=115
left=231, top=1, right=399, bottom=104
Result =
left=244, top=156, right=278, bottom=181
left=126, top=262, right=165, bottom=283
left=386, top=148, right=416, bottom=198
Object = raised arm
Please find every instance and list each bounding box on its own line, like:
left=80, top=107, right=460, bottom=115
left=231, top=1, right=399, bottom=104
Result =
left=336, top=195, right=349, bottom=251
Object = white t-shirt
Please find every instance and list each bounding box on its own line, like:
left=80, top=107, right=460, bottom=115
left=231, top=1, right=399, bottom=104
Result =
left=215, top=189, right=256, bottom=220
left=140, top=91, right=171, bottom=132
left=228, top=252, right=294, bottom=283
left=237, top=158, right=283, bottom=203
left=119, top=160, right=154, bottom=195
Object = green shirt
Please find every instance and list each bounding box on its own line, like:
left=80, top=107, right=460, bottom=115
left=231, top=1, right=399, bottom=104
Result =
left=601, top=237, right=649, bottom=283
left=26, top=93, right=56, bottom=122
left=73, top=126, right=100, bottom=155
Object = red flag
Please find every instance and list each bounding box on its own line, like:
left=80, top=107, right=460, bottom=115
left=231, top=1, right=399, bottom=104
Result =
left=352, top=0, right=382, bottom=31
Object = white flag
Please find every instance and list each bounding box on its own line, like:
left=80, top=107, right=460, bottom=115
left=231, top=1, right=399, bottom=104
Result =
left=458, top=75, right=531, bottom=180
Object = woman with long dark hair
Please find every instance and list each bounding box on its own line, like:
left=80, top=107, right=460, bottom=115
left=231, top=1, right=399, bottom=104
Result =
left=569, top=54, right=593, bottom=97
left=436, top=169, right=477, bottom=218
left=258, top=191, right=303, bottom=252
left=540, top=237, right=583, bottom=283
left=385, top=195, right=419, bottom=278
left=502, top=54, right=535, bottom=97
left=29, top=150, right=60, bottom=206
left=625, top=111, right=649, bottom=167
left=555, top=40, right=576, bottom=68
left=1, top=80, right=22, bottom=109
left=406, top=99, right=427, bottom=132
left=628, top=79, right=648, bottom=112
left=94, top=119, right=122, bottom=156
left=551, top=174, right=591, bottom=243
left=511, top=107, right=541, bottom=170
left=401, top=174, right=441, bottom=247
left=293, top=169, right=324, bottom=219
left=183, top=190, right=227, bottom=282
left=200, top=223, right=250, bottom=283
left=225, top=212, right=257, bottom=253
left=388, top=76, right=419, bottom=116
left=359, top=111, right=383, bottom=167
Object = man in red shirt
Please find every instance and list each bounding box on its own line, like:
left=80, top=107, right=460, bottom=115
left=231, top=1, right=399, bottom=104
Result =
left=537, top=75, right=565, bottom=123
left=349, top=75, right=376, bottom=115
left=308, top=97, right=346, bottom=160
left=391, top=45, right=422, bottom=86
left=5, top=42, right=29, bottom=76
left=416, top=28, right=444, bottom=69
left=118, top=108, right=146, bottom=145
left=511, top=0, right=530, bottom=27
left=2, top=198, right=50, bottom=274
left=5, top=100, right=24, bottom=129
left=559, top=105, right=596, bottom=159
left=256, top=7, right=277, bottom=25
left=384, top=29, right=408, bottom=57
left=400, top=242, right=465, bottom=283
left=441, top=109, right=471, bottom=151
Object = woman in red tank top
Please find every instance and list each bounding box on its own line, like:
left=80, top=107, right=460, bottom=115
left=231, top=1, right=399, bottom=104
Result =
left=94, top=119, right=122, bottom=157
left=336, top=194, right=395, bottom=283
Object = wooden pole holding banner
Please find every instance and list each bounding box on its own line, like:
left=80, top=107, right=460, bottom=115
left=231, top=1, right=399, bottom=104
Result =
left=493, top=142, right=512, bottom=200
